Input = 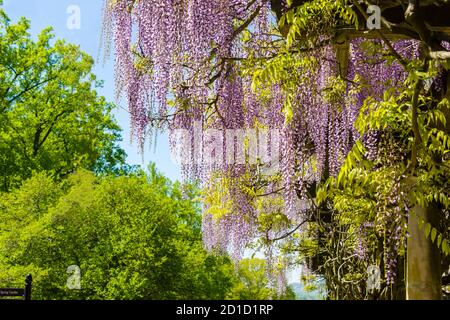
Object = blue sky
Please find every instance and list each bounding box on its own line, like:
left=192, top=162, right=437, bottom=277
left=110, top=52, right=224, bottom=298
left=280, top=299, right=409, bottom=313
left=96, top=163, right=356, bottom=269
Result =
left=1, top=0, right=181, bottom=181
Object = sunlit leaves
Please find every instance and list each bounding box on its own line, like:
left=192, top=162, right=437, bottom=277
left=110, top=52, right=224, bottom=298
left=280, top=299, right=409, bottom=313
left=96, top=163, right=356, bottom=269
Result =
left=420, top=221, right=450, bottom=257
left=0, top=12, right=127, bottom=191
left=0, top=168, right=239, bottom=299
left=280, top=0, right=357, bottom=49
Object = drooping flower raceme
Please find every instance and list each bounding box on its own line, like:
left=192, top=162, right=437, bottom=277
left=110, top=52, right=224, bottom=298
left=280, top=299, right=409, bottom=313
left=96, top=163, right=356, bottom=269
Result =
left=104, top=1, right=420, bottom=280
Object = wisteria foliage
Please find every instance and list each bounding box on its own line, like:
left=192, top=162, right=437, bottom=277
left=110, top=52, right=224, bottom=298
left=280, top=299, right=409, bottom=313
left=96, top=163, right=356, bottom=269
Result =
left=103, top=0, right=420, bottom=270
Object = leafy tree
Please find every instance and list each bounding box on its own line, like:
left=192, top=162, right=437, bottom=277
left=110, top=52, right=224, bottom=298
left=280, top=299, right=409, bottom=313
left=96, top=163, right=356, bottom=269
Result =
left=0, top=166, right=237, bottom=300
left=227, top=258, right=296, bottom=300
left=0, top=8, right=127, bottom=192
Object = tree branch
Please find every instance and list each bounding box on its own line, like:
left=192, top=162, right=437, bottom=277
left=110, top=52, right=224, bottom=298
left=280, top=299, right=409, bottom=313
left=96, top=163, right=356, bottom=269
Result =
left=6, top=76, right=58, bottom=105
left=269, top=218, right=308, bottom=242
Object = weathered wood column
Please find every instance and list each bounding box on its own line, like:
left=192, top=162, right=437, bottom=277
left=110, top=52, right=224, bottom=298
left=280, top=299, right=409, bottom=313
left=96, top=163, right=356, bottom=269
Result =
left=406, top=203, right=442, bottom=299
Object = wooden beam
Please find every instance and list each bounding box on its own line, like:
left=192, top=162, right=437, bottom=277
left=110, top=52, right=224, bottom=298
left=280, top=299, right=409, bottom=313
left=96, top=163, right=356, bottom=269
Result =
left=407, top=203, right=442, bottom=300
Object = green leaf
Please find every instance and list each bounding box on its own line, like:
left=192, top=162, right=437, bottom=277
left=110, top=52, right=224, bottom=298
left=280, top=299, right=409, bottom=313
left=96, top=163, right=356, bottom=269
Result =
left=430, top=228, right=437, bottom=243
left=424, top=223, right=431, bottom=239
left=437, top=234, right=443, bottom=248
left=443, top=240, right=449, bottom=256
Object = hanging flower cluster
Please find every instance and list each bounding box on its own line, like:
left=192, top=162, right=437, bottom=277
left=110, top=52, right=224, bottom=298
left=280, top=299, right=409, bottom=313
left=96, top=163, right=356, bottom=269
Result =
left=104, top=1, right=420, bottom=273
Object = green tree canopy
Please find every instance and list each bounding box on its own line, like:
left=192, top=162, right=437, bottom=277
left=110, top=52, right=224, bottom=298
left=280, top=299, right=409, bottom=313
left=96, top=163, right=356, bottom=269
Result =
left=0, top=8, right=127, bottom=192
left=227, top=258, right=296, bottom=300
left=0, top=166, right=238, bottom=300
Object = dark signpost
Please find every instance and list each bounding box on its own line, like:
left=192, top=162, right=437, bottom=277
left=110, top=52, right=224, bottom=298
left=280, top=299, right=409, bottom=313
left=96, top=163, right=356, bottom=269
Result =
left=0, top=275, right=32, bottom=300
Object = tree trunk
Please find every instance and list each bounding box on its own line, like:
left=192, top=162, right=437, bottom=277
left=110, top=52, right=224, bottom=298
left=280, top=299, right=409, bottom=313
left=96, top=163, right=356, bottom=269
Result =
left=406, top=203, right=442, bottom=299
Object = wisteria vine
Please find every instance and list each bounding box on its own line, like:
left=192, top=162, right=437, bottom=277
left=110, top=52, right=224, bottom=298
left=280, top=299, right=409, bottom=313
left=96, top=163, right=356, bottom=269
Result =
left=103, top=0, right=424, bottom=285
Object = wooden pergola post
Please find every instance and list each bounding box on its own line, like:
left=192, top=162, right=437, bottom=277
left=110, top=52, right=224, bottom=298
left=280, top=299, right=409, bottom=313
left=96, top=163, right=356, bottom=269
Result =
left=332, top=35, right=444, bottom=300
left=407, top=204, right=442, bottom=299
